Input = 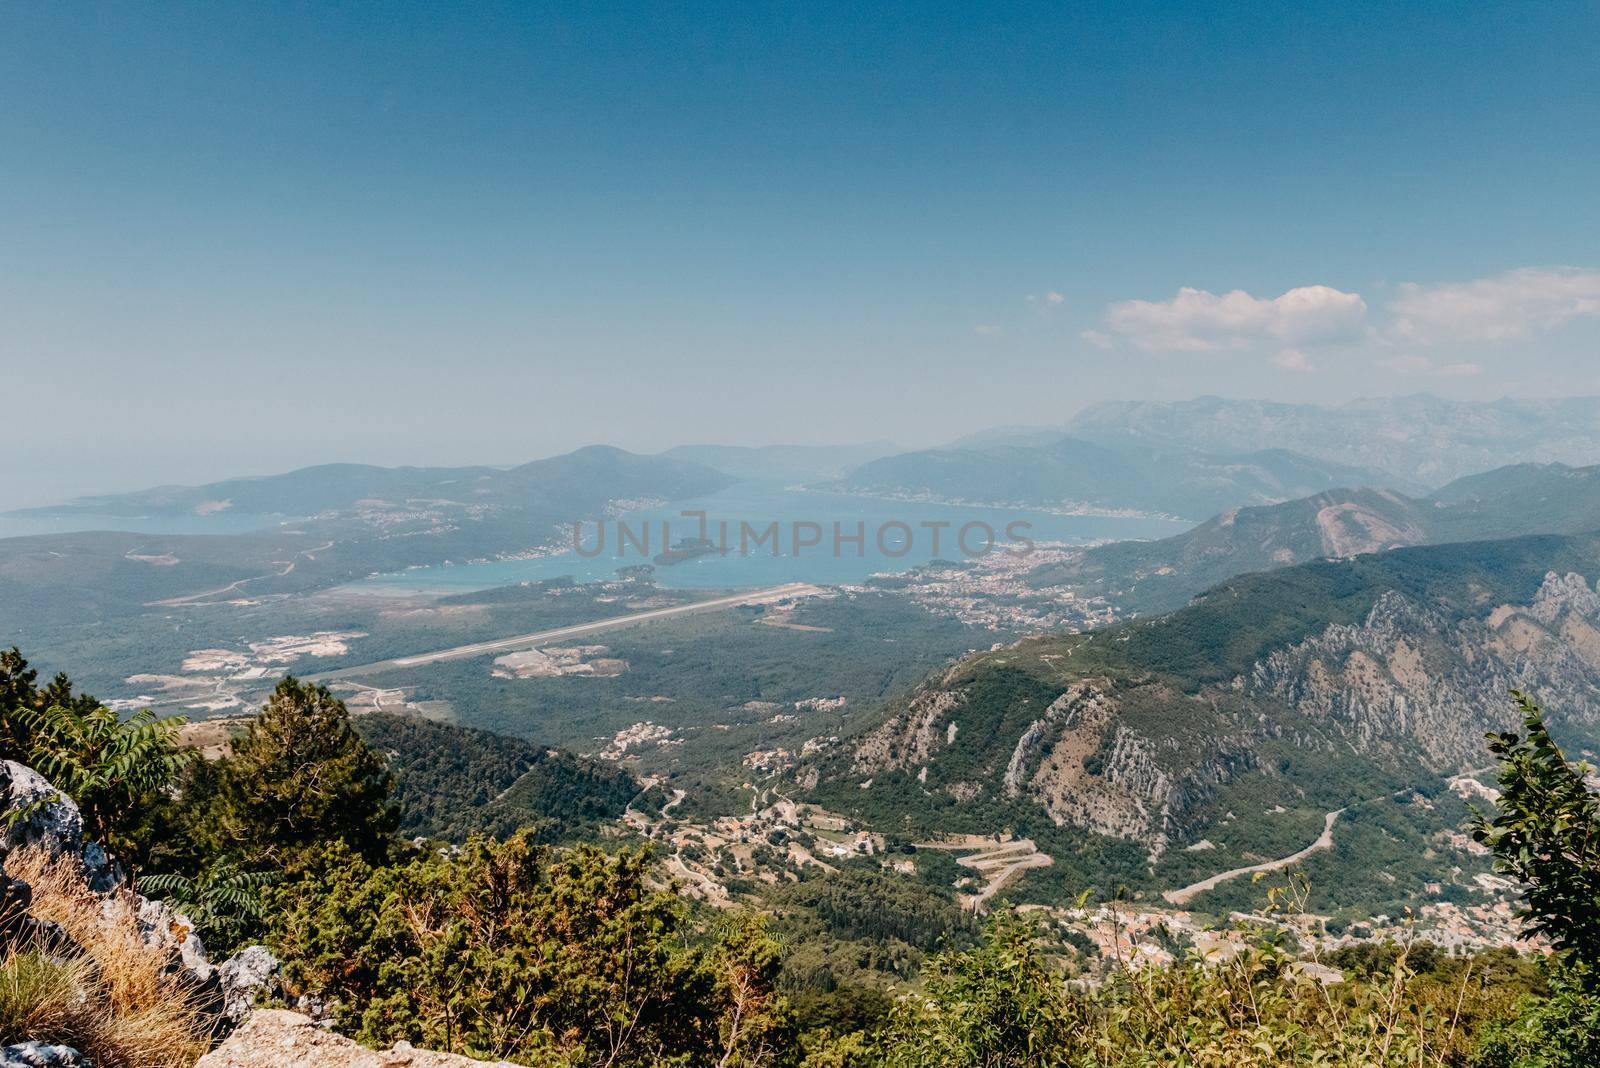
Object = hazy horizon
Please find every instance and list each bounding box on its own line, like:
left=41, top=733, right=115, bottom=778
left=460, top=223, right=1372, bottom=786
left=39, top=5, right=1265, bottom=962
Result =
left=8, top=388, right=1600, bottom=513
left=5, top=4, right=1599, bottom=507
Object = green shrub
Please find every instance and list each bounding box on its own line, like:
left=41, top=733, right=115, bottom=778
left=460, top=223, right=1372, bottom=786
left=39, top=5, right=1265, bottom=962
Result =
left=1471, top=966, right=1600, bottom=1068
left=1473, top=692, right=1600, bottom=974
left=15, top=703, right=190, bottom=851
left=0, top=948, right=84, bottom=1045
left=266, top=833, right=790, bottom=1066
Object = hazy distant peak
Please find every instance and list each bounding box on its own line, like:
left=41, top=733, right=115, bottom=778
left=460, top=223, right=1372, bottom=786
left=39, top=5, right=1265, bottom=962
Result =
left=1063, top=394, right=1600, bottom=490
left=828, top=436, right=1393, bottom=520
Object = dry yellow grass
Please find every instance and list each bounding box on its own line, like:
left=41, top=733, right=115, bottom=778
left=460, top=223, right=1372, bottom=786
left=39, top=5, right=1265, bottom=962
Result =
left=3, top=846, right=213, bottom=1067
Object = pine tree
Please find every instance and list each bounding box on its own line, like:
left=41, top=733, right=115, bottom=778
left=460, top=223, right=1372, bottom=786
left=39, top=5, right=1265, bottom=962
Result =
left=216, top=677, right=398, bottom=866
left=0, top=647, right=42, bottom=759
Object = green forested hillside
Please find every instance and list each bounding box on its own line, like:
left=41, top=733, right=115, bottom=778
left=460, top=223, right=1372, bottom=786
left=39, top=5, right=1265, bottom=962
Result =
left=353, top=711, right=640, bottom=843
left=1095, top=532, right=1600, bottom=683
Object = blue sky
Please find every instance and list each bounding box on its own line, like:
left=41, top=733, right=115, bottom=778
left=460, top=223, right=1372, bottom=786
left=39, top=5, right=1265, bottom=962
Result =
left=3, top=2, right=1599, bottom=505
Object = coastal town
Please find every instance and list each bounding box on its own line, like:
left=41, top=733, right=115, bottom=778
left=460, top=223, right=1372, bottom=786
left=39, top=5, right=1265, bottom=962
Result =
left=865, top=542, right=1121, bottom=632
left=615, top=766, right=1537, bottom=979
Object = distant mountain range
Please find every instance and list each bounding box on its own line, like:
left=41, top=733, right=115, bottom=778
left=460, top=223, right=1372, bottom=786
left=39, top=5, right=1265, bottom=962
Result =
left=825, top=438, right=1390, bottom=519
left=10, top=442, right=904, bottom=523
left=25, top=395, right=1600, bottom=525
left=1028, top=461, right=1600, bottom=615
left=1066, top=395, right=1600, bottom=488
left=942, top=426, right=1079, bottom=451
left=8, top=445, right=731, bottom=521
left=0, top=446, right=733, bottom=625
left=939, top=395, right=1600, bottom=491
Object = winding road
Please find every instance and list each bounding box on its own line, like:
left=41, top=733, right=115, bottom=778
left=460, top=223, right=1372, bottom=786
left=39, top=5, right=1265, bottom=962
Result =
left=1158, top=769, right=1499, bottom=907
left=148, top=540, right=335, bottom=606
left=915, top=836, right=1054, bottom=912
left=1163, top=808, right=1344, bottom=906
left=960, top=840, right=1055, bottom=910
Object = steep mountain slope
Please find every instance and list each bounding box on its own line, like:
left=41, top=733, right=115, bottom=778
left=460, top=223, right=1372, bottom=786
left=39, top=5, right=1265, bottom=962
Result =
left=826, top=437, right=1387, bottom=519
left=805, top=533, right=1600, bottom=867
left=1026, top=462, right=1600, bottom=616
left=1066, top=394, right=1600, bottom=487
left=1423, top=462, right=1600, bottom=542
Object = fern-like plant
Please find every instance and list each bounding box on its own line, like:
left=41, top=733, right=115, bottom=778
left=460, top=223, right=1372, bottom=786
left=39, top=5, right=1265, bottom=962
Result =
left=142, top=862, right=276, bottom=954
left=16, top=703, right=192, bottom=849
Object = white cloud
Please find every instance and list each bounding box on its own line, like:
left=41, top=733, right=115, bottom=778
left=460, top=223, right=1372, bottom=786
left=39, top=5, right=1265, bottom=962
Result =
left=1100, top=284, right=1367, bottom=352
left=1027, top=291, right=1066, bottom=307
left=1273, top=347, right=1315, bottom=373
left=1377, top=354, right=1481, bottom=377
left=972, top=323, right=1002, bottom=336
left=1390, top=267, right=1600, bottom=344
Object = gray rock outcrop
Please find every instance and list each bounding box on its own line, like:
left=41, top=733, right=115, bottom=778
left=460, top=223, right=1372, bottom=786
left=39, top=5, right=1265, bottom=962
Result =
left=0, top=758, right=282, bottom=1038
left=0, top=760, right=119, bottom=892
left=217, top=945, right=284, bottom=1026
left=0, top=1044, right=89, bottom=1068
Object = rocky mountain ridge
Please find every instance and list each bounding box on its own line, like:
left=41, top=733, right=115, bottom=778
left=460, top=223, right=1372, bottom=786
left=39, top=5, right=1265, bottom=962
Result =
left=810, top=534, right=1600, bottom=863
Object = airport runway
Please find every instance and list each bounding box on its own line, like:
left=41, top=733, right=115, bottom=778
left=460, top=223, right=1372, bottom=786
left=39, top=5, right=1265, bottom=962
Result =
left=306, top=582, right=820, bottom=681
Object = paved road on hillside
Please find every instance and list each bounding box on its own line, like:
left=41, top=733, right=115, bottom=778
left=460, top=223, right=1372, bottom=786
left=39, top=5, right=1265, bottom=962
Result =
left=1158, top=767, right=1500, bottom=907
left=306, top=582, right=819, bottom=682
left=913, top=836, right=1054, bottom=912
left=1163, top=808, right=1344, bottom=905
